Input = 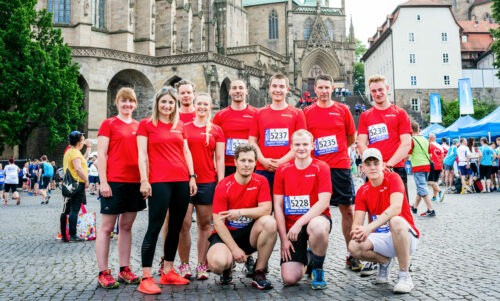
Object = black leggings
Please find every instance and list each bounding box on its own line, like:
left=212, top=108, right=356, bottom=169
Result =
left=141, top=181, right=190, bottom=267
left=394, top=167, right=409, bottom=201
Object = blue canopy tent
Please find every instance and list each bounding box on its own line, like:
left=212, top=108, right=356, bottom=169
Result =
left=458, top=106, right=500, bottom=140
left=420, top=123, right=445, bottom=138
left=436, top=115, right=477, bottom=139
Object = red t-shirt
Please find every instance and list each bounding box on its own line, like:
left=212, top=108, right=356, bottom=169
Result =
left=213, top=105, right=258, bottom=166
left=249, top=105, right=307, bottom=170
left=212, top=173, right=271, bottom=231
left=97, top=117, right=140, bottom=183
left=136, top=119, right=189, bottom=183
left=355, top=171, right=419, bottom=237
left=358, top=105, right=412, bottom=168
left=179, top=111, right=196, bottom=124
left=430, top=142, right=444, bottom=171
left=184, top=122, right=225, bottom=183
left=274, top=159, right=332, bottom=230
left=304, top=103, right=356, bottom=169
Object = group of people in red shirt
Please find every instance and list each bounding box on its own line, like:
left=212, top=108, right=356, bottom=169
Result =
left=92, top=73, right=419, bottom=295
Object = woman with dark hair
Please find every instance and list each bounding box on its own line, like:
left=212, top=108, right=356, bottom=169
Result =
left=60, top=131, right=90, bottom=242
left=95, top=87, right=146, bottom=289
left=136, top=86, right=197, bottom=295
left=467, top=137, right=479, bottom=180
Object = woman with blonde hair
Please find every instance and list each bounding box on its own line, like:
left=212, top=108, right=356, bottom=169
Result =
left=136, top=86, right=197, bottom=295
left=177, top=93, right=225, bottom=280
left=95, top=87, right=146, bottom=289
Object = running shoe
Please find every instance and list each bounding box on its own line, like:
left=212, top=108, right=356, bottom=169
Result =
left=431, top=196, right=437, bottom=202
left=360, top=262, right=378, bottom=277
left=196, top=263, right=209, bottom=280
left=420, top=210, right=436, bottom=217
left=159, top=270, right=190, bottom=285
left=56, top=232, right=62, bottom=240
left=439, top=190, right=445, bottom=202
left=3, top=200, right=7, bottom=205
left=311, top=268, right=327, bottom=290
left=393, top=271, right=414, bottom=293
left=410, top=206, right=417, bottom=214
left=138, top=277, right=161, bottom=295
left=118, top=266, right=140, bottom=284
left=251, top=269, right=273, bottom=290
left=97, top=269, right=120, bottom=289
left=243, top=255, right=255, bottom=277
left=218, top=269, right=233, bottom=285
left=345, top=255, right=363, bottom=271
left=45, top=195, right=50, bottom=204
left=69, top=235, right=85, bottom=242
left=375, top=258, right=393, bottom=284
left=178, top=262, right=192, bottom=279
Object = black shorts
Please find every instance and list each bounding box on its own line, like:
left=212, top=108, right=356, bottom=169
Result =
left=4, top=183, right=18, bottom=193
left=100, top=182, right=146, bottom=215
left=479, top=165, right=492, bottom=180
left=190, top=182, right=216, bottom=205
left=492, top=166, right=499, bottom=174
left=30, top=176, right=37, bottom=188
left=22, top=178, right=28, bottom=183
left=427, top=170, right=441, bottom=182
left=39, top=176, right=52, bottom=189
left=330, top=168, right=354, bottom=206
left=224, top=166, right=236, bottom=178
left=208, top=222, right=257, bottom=255
left=280, top=215, right=332, bottom=265
left=470, top=163, right=479, bottom=176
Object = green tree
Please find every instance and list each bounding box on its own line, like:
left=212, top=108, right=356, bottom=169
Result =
left=491, top=0, right=500, bottom=77
left=440, top=99, right=497, bottom=127
left=353, top=39, right=367, bottom=95
left=0, top=0, right=85, bottom=157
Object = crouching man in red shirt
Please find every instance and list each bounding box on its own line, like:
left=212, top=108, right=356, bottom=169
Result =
left=207, top=144, right=277, bottom=290
left=349, top=148, right=420, bottom=294
left=274, top=129, right=332, bottom=290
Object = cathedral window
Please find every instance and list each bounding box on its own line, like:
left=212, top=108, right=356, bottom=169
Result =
left=325, top=19, right=334, bottom=41
left=91, top=0, right=106, bottom=29
left=269, top=10, right=278, bottom=40
left=47, top=0, right=71, bottom=24
left=304, top=18, right=313, bottom=40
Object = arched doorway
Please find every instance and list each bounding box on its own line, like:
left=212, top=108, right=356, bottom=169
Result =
left=107, top=69, right=154, bottom=120
left=164, top=75, right=182, bottom=88
left=219, top=78, right=231, bottom=109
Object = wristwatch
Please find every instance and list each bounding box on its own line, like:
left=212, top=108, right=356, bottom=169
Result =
left=190, top=174, right=197, bottom=179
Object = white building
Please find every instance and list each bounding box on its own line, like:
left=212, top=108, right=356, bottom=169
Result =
left=362, top=0, right=462, bottom=119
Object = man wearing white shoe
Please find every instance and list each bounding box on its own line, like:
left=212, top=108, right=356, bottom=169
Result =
left=348, top=148, right=419, bottom=294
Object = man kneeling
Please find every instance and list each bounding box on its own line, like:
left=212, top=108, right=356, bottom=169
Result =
left=207, top=144, right=277, bottom=290
left=349, top=148, right=419, bottom=294
left=274, top=130, right=332, bottom=289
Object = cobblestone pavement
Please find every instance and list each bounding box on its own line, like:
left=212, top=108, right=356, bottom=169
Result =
left=1, top=176, right=499, bottom=300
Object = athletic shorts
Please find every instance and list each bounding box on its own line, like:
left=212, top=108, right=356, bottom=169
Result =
left=30, top=176, right=37, bottom=189
left=0, top=183, right=4, bottom=191
left=100, top=182, right=146, bottom=215
left=458, top=165, right=472, bottom=176
left=22, top=178, right=28, bottom=183
left=280, top=215, right=332, bottom=265
left=39, top=176, right=52, bottom=189
left=470, top=163, right=479, bottom=176
left=4, top=183, right=18, bottom=193
left=368, top=227, right=419, bottom=259
left=190, top=182, right=216, bottom=205
left=208, top=222, right=257, bottom=255
left=443, top=164, right=454, bottom=171
left=492, top=166, right=499, bottom=174
left=89, top=175, right=100, bottom=184
left=479, top=165, right=492, bottom=180
left=427, top=170, right=441, bottom=182
left=330, top=168, right=354, bottom=206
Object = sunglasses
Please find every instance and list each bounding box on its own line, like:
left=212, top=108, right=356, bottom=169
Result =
left=161, top=86, right=177, bottom=94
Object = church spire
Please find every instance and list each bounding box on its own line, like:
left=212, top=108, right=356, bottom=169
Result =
left=349, top=16, right=355, bottom=43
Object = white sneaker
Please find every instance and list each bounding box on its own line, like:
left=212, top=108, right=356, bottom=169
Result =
left=375, top=258, right=393, bottom=284
left=393, top=271, right=414, bottom=293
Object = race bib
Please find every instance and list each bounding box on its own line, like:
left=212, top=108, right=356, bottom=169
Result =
left=371, top=215, right=390, bottom=233
left=264, top=128, right=289, bottom=146
left=227, top=216, right=253, bottom=229
left=284, top=195, right=311, bottom=215
left=368, top=123, right=389, bottom=143
left=225, top=138, right=248, bottom=156
left=314, top=135, right=338, bottom=156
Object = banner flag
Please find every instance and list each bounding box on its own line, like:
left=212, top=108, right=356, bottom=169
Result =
left=458, top=78, right=474, bottom=115
left=429, top=93, right=442, bottom=123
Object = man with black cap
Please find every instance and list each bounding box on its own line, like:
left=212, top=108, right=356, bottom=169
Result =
left=348, top=148, right=419, bottom=294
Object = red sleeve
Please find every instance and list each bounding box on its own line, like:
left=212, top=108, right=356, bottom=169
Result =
left=179, top=122, right=188, bottom=140
left=354, top=186, right=367, bottom=211
left=273, top=166, right=284, bottom=195
left=136, top=119, right=149, bottom=136
left=317, top=162, right=332, bottom=193
left=296, top=109, right=307, bottom=131
left=248, top=113, right=259, bottom=138
left=257, top=177, right=272, bottom=203
left=213, top=111, right=222, bottom=127
left=212, top=182, right=228, bottom=214
left=214, top=125, right=225, bottom=143
left=97, top=119, right=111, bottom=137
left=358, top=112, right=368, bottom=135
left=398, top=109, right=412, bottom=136
left=344, top=107, right=356, bottom=135
left=388, top=172, right=405, bottom=195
